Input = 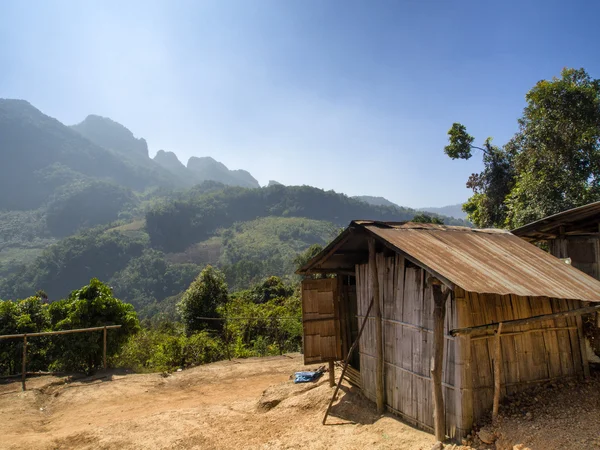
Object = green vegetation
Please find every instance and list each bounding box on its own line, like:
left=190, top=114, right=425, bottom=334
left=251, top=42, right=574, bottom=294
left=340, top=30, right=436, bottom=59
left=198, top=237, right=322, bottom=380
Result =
left=177, top=266, right=229, bottom=335
left=0, top=279, right=139, bottom=375
left=447, top=68, right=600, bottom=228
left=0, top=273, right=302, bottom=376
left=145, top=184, right=462, bottom=252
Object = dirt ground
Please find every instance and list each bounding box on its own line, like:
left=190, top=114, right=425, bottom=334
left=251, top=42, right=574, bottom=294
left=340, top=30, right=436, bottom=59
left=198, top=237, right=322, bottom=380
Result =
left=1, top=355, right=598, bottom=450
left=0, top=354, right=436, bottom=450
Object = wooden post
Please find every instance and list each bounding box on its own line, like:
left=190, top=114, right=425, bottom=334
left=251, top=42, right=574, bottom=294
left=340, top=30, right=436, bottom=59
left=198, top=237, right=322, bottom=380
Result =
left=575, top=315, right=590, bottom=378
left=103, top=326, right=107, bottom=370
left=22, top=335, right=27, bottom=391
left=368, top=237, right=385, bottom=414
left=328, top=360, right=335, bottom=387
left=492, top=322, right=504, bottom=423
left=431, top=284, right=447, bottom=442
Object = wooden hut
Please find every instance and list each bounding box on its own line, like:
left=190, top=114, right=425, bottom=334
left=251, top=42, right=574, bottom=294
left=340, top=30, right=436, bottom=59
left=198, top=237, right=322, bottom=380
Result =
left=512, top=202, right=600, bottom=358
left=297, top=221, right=600, bottom=441
left=512, top=201, right=600, bottom=279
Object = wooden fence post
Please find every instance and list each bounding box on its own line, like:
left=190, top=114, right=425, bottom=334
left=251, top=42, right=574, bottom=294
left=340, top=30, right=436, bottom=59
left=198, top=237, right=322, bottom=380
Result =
left=22, top=334, right=27, bottom=391
left=431, top=284, right=448, bottom=442
left=492, top=322, right=503, bottom=423
left=368, top=237, right=385, bottom=414
left=575, top=316, right=590, bottom=378
left=328, top=360, right=335, bottom=387
left=103, top=326, right=108, bottom=370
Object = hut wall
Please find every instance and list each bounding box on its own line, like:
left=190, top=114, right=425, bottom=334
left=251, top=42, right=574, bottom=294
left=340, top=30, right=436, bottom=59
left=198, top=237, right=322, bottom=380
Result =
left=549, top=236, right=600, bottom=280
left=356, top=254, right=458, bottom=438
left=455, top=288, right=586, bottom=426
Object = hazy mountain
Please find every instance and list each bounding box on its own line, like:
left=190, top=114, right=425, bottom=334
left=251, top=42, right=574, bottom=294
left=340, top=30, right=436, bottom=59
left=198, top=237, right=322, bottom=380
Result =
left=0, top=99, right=167, bottom=210
left=352, top=195, right=400, bottom=208
left=268, top=180, right=283, bottom=186
left=187, top=156, right=260, bottom=189
left=71, top=115, right=149, bottom=158
left=153, top=149, right=190, bottom=181
left=71, top=115, right=185, bottom=188
left=419, top=203, right=467, bottom=220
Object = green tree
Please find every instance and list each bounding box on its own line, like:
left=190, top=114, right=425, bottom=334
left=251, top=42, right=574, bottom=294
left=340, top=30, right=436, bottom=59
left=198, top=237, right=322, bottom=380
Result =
left=293, top=244, right=323, bottom=272
left=411, top=213, right=444, bottom=225
left=504, top=68, right=600, bottom=227
left=445, top=68, right=600, bottom=229
left=177, top=266, right=229, bottom=335
left=48, top=278, right=139, bottom=373
left=445, top=124, right=515, bottom=227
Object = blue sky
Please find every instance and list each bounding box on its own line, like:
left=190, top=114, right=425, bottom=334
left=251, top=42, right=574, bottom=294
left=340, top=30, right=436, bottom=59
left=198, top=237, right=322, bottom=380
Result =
left=2, top=0, right=600, bottom=208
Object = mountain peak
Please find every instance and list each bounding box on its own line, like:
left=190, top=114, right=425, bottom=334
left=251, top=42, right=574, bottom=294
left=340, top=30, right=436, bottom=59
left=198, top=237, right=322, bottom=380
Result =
left=154, top=150, right=186, bottom=171
left=187, top=156, right=259, bottom=189
left=71, top=115, right=148, bottom=158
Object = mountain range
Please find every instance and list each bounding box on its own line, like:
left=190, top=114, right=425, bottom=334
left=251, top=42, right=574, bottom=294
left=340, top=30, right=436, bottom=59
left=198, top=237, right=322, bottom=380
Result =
left=0, top=98, right=468, bottom=316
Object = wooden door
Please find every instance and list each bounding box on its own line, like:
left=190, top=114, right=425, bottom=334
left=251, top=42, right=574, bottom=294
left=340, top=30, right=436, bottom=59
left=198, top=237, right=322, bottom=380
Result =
left=301, top=278, right=342, bottom=364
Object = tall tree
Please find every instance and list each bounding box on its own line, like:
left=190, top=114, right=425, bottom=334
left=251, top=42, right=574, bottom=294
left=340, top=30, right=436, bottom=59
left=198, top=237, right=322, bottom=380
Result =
left=446, top=68, right=600, bottom=228
left=504, top=68, right=600, bottom=227
left=444, top=124, right=514, bottom=227
left=177, top=266, right=229, bottom=335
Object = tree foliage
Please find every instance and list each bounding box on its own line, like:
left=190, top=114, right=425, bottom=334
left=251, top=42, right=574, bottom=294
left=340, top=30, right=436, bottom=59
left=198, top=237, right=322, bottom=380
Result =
left=0, top=279, right=138, bottom=375
left=411, top=213, right=444, bottom=225
left=447, top=68, right=600, bottom=228
left=177, top=266, right=229, bottom=335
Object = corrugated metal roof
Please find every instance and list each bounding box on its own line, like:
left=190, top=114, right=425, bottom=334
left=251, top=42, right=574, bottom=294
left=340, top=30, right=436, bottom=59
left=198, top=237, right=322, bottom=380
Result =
left=299, top=220, right=600, bottom=302
left=512, top=201, right=600, bottom=241
left=364, top=222, right=600, bottom=302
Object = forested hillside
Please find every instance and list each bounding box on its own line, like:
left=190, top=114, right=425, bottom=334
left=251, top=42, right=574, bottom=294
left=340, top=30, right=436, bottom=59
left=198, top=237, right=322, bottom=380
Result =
left=0, top=98, right=465, bottom=319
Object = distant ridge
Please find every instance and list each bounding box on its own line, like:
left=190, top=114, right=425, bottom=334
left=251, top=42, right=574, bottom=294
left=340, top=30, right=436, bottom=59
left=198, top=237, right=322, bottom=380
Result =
left=352, top=195, right=399, bottom=208
left=419, top=203, right=467, bottom=220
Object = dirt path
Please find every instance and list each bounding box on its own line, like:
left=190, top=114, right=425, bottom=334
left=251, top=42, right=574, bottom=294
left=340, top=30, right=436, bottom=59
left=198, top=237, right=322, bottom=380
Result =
left=0, top=354, right=436, bottom=450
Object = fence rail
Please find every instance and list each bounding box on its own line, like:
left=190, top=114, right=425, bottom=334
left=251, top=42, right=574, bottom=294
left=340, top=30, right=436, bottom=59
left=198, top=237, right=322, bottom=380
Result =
left=0, top=325, right=122, bottom=391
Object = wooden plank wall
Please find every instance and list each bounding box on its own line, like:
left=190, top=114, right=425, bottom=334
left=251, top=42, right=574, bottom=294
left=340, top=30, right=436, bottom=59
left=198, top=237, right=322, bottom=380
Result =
left=454, top=288, right=585, bottom=427
left=549, top=236, right=600, bottom=280
left=301, top=279, right=341, bottom=364
left=356, top=255, right=458, bottom=438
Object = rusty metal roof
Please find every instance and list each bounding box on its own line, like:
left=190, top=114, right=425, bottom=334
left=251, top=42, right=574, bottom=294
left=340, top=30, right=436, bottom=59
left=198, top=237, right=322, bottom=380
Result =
left=300, top=221, right=600, bottom=302
left=512, top=201, right=600, bottom=241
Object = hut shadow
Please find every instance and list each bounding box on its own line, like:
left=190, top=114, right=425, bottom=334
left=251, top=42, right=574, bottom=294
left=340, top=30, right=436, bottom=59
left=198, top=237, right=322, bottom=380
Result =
left=324, top=384, right=380, bottom=426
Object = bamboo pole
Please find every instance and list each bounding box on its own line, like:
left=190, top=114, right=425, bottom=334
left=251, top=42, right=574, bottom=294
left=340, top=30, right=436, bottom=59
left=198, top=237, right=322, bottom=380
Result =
left=0, top=325, right=122, bottom=340
left=575, top=315, right=590, bottom=378
left=368, top=238, right=385, bottom=414
left=449, top=304, right=600, bottom=337
left=492, top=322, right=503, bottom=423
left=431, top=284, right=448, bottom=442
left=328, top=360, right=335, bottom=387
left=323, top=295, right=375, bottom=425
left=21, top=335, right=27, bottom=391
left=103, top=326, right=108, bottom=370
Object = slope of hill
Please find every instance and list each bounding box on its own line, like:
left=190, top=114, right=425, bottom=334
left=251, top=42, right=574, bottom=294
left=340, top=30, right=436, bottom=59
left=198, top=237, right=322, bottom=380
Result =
left=0, top=182, right=466, bottom=315
left=71, top=114, right=149, bottom=158
left=352, top=195, right=400, bottom=208
left=419, top=203, right=467, bottom=220
left=187, top=156, right=260, bottom=189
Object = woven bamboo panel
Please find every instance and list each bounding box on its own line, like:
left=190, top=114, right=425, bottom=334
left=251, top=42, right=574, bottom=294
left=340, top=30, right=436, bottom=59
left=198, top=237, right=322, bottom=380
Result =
left=356, top=255, right=458, bottom=438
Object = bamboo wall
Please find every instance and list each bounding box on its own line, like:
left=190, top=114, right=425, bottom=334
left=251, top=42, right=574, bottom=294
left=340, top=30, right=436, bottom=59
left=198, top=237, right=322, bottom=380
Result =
left=455, top=288, right=586, bottom=429
left=354, top=254, right=587, bottom=440
left=356, top=254, right=458, bottom=438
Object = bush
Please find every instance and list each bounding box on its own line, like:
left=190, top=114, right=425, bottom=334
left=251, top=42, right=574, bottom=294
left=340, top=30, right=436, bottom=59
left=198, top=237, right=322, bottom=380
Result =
left=47, top=278, right=139, bottom=374
left=115, top=327, right=223, bottom=373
